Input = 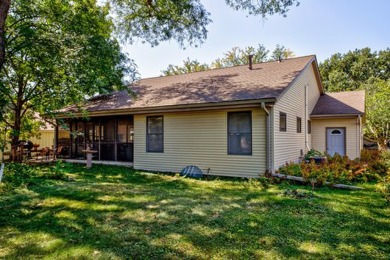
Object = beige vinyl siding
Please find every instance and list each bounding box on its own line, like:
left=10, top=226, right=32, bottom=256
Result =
left=134, top=108, right=266, bottom=178
left=29, top=130, right=55, bottom=148
left=311, top=118, right=360, bottom=159
left=273, top=64, right=321, bottom=170
left=0, top=130, right=54, bottom=160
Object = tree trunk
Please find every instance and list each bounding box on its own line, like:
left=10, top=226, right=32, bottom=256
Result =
left=10, top=106, right=21, bottom=161
left=10, top=77, right=24, bottom=162
left=0, top=0, right=11, bottom=70
left=378, top=139, right=389, bottom=151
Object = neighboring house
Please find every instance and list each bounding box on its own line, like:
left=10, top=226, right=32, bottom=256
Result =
left=0, top=115, right=55, bottom=160
left=29, top=119, right=55, bottom=149
left=56, top=55, right=365, bottom=178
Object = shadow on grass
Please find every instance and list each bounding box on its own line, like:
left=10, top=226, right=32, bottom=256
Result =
left=0, top=164, right=389, bottom=258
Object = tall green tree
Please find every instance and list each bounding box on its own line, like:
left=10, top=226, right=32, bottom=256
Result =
left=161, top=44, right=294, bottom=75
left=162, top=58, right=209, bottom=76
left=270, top=44, right=295, bottom=61
left=0, top=0, right=132, bottom=150
left=363, top=79, right=390, bottom=150
left=319, top=48, right=390, bottom=92
left=0, top=0, right=300, bottom=69
left=319, top=47, right=390, bottom=149
left=212, top=45, right=270, bottom=68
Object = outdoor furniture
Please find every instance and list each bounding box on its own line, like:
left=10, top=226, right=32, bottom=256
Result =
left=39, top=147, right=51, bottom=161
left=54, top=146, right=63, bottom=159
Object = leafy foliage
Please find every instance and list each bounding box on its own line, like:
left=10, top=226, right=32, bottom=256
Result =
left=319, top=48, right=390, bottom=148
left=377, top=173, right=390, bottom=204
left=304, top=149, right=324, bottom=161
left=279, top=150, right=390, bottom=186
left=225, top=0, right=300, bottom=18
left=0, top=0, right=135, bottom=148
left=1, top=161, right=69, bottom=191
left=270, top=44, right=295, bottom=61
left=363, top=79, right=390, bottom=150
left=112, top=0, right=211, bottom=47
left=161, top=44, right=293, bottom=75
left=161, top=57, right=210, bottom=76
left=319, top=47, right=390, bottom=92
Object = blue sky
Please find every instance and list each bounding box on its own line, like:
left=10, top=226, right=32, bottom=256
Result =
left=123, top=0, right=390, bottom=78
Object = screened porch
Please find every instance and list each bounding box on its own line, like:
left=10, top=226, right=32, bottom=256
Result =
left=57, top=116, right=134, bottom=162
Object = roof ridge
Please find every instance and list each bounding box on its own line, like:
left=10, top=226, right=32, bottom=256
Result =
left=137, top=55, right=316, bottom=81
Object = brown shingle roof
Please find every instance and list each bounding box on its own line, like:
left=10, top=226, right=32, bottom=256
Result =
left=311, top=90, right=365, bottom=116
left=60, top=55, right=316, bottom=113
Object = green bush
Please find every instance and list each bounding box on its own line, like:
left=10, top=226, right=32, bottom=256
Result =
left=278, top=161, right=301, bottom=176
left=1, top=161, right=68, bottom=191
left=278, top=151, right=383, bottom=186
left=361, top=149, right=390, bottom=176
left=304, top=149, right=324, bottom=161
left=377, top=173, right=390, bottom=204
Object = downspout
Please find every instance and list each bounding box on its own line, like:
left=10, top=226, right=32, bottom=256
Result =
left=261, top=102, right=271, bottom=174
left=357, top=115, right=362, bottom=156
left=305, top=85, right=310, bottom=151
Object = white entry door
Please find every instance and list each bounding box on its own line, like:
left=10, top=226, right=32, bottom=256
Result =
left=326, top=128, right=345, bottom=156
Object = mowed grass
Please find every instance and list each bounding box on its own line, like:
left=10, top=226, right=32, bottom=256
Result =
left=0, top=164, right=389, bottom=259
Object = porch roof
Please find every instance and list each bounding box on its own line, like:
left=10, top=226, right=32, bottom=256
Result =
left=311, top=90, right=365, bottom=117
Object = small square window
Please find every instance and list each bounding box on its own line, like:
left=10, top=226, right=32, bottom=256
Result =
left=280, top=112, right=287, bottom=132
left=297, top=117, right=302, bottom=133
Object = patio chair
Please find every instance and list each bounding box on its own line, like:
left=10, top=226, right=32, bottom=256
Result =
left=40, top=147, right=50, bottom=161
left=54, top=146, right=63, bottom=159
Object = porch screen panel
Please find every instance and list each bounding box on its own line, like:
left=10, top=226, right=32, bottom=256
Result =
left=117, top=144, right=133, bottom=161
left=100, top=144, right=115, bottom=160
left=147, top=116, right=163, bottom=152
left=228, top=112, right=252, bottom=155
left=86, top=122, right=94, bottom=143
left=75, top=121, right=85, bottom=159
left=117, top=117, right=134, bottom=162
left=102, top=119, right=115, bottom=142
left=117, top=119, right=128, bottom=143
left=100, top=119, right=115, bottom=159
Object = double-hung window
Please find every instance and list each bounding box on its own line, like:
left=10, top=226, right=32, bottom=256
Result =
left=228, top=112, right=252, bottom=155
left=147, top=116, right=163, bottom=152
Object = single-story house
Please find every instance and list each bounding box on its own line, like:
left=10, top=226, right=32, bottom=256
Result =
left=56, top=55, right=365, bottom=178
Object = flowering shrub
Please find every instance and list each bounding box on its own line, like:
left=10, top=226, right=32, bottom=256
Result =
left=277, top=150, right=389, bottom=185
left=361, top=149, right=390, bottom=177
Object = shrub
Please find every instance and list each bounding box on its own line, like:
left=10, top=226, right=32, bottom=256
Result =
left=377, top=173, right=390, bottom=204
left=2, top=163, right=40, bottom=188
left=361, top=149, right=390, bottom=177
left=278, top=162, right=301, bottom=176
left=1, top=161, right=68, bottom=191
left=304, top=149, right=324, bottom=161
left=278, top=152, right=374, bottom=186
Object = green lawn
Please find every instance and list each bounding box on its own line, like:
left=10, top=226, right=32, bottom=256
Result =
left=0, top=163, right=389, bottom=259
